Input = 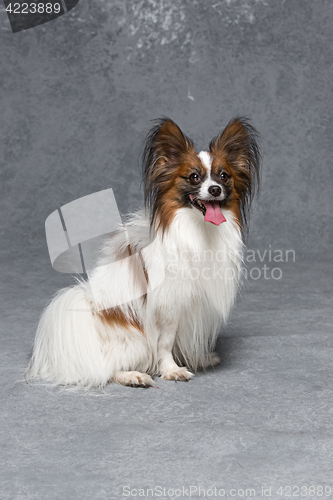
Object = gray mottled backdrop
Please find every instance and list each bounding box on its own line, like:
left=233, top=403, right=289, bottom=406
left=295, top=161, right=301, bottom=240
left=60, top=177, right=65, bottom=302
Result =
left=1, top=0, right=333, bottom=266
left=1, top=2, right=333, bottom=499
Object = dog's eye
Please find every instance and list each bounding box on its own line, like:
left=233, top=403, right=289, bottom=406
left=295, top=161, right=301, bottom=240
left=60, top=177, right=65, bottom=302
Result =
left=188, top=173, right=201, bottom=184
left=220, top=172, right=228, bottom=181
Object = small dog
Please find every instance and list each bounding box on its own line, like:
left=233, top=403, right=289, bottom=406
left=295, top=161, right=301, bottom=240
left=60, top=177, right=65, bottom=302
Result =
left=27, top=117, right=260, bottom=388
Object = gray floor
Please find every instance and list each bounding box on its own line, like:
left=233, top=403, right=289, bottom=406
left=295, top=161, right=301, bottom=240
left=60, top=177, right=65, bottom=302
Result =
left=1, top=255, right=332, bottom=499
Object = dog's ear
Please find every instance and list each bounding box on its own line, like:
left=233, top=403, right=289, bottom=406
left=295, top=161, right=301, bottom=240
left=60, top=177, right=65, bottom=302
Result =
left=210, top=117, right=261, bottom=231
left=143, top=118, right=194, bottom=168
left=209, top=117, right=260, bottom=181
left=142, top=118, right=195, bottom=226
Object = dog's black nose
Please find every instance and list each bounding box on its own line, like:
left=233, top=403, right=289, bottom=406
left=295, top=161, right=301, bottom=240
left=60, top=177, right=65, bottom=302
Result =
left=208, top=185, right=222, bottom=197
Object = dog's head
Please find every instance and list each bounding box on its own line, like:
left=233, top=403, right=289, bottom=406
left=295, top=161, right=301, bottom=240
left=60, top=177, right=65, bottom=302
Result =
left=142, top=117, right=261, bottom=235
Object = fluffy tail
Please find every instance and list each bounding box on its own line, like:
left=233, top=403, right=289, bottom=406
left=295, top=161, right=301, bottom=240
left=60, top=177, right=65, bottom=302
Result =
left=26, top=284, right=110, bottom=388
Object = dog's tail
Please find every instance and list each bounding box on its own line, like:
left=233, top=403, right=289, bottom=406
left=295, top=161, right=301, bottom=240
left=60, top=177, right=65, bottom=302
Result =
left=26, top=284, right=110, bottom=388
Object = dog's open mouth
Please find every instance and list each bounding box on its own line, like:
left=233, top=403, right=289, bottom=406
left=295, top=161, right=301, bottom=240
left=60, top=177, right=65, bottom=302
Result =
left=189, top=195, right=227, bottom=226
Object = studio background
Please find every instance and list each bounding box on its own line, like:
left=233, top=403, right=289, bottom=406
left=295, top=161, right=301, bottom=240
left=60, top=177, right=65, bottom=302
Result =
left=1, top=0, right=333, bottom=265
left=0, top=1, right=332, bottom=499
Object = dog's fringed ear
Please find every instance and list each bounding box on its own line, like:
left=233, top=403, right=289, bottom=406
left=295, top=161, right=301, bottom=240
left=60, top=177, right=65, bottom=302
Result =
left=142, top=118, right=194, bottom=222
left=209, top=117, right=261, bottom=231
left=143, top=117, right=194, bottom=168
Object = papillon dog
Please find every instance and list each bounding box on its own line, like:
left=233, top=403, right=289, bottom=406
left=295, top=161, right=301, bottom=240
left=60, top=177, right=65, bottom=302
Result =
left=27, top=117, right=260, bottom=388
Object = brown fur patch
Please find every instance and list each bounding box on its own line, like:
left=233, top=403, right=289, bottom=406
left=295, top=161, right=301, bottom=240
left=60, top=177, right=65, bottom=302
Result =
left=209, top=117, right=260, bottom=232
left=143, top=118, right=196, bottom=232
left=154, top=152, right=205, bottom=231
left=209, top=154, right=242, bottom=227
left=114, top=242, right=149, bottom=296
left=100, top=307, right=145, bottom=336
left=115, top=243, right=132, bottom=261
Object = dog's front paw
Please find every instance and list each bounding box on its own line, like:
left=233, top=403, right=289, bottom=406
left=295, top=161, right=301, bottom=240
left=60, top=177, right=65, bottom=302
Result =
left=113, top=371, right=154, bottom=387
left=161, top=366, right=193, bottom=381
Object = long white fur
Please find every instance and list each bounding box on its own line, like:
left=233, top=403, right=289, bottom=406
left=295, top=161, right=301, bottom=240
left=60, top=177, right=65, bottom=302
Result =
left=27, top=203, right=243, bottom=388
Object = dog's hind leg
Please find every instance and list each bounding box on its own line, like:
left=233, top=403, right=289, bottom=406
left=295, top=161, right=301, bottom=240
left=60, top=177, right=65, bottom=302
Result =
left=111, top=371, right=154, bottom=387
left=199, top=352, right=221, bottom=369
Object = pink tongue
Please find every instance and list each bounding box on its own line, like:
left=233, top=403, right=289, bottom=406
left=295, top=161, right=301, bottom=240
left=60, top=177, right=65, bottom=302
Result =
left=202, top=201, right=227, bottom=226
